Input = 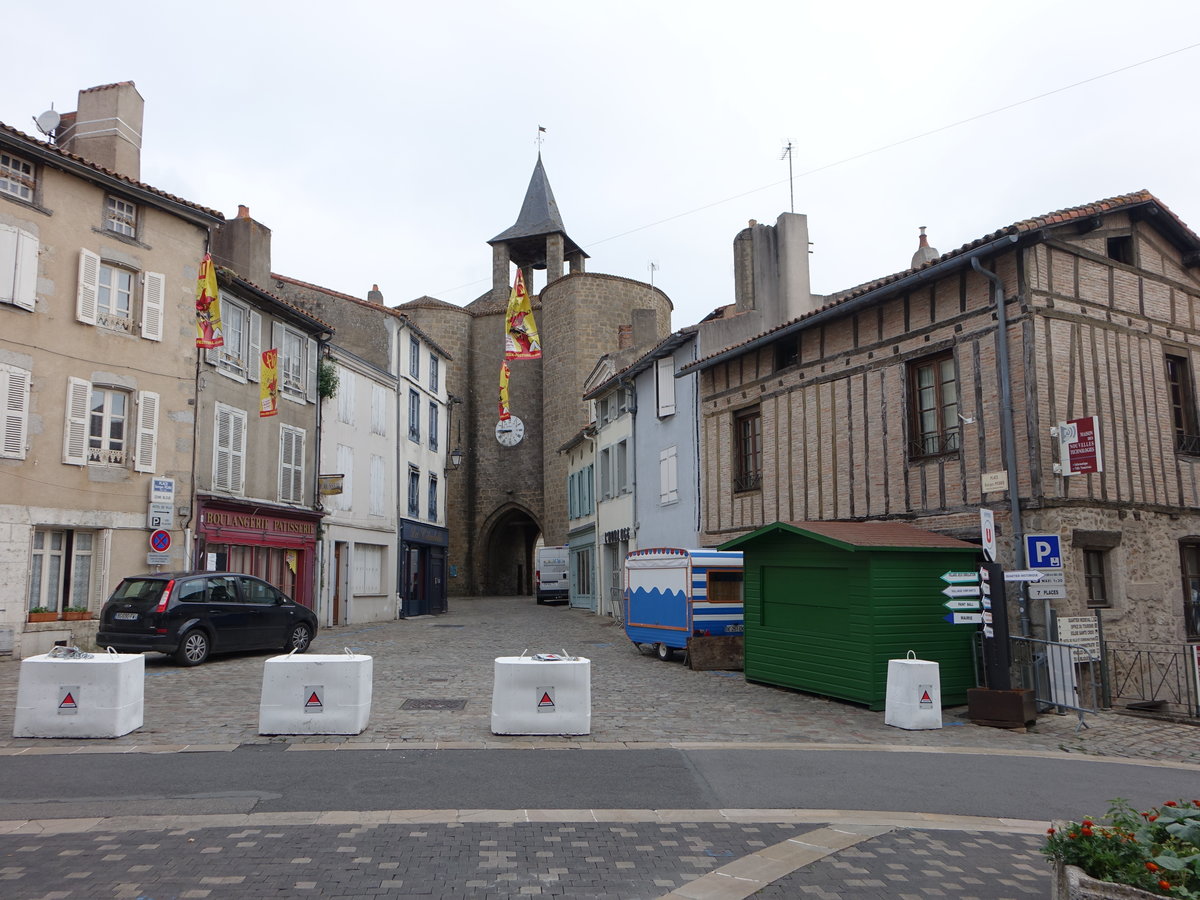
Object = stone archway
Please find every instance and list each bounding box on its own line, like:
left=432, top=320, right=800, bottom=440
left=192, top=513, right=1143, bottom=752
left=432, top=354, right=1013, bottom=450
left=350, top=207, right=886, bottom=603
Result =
left=479, top=503, right=541, bottom=596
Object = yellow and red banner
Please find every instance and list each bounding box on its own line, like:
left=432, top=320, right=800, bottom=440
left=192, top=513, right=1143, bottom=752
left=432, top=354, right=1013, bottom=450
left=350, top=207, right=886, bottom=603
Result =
left=260, top=348, right=279, bottom=417
left=498, top=360, right=511, bottom=421
left=504, top=270, right=541, bottom=359
left=195, top=253, right=224, bottom=349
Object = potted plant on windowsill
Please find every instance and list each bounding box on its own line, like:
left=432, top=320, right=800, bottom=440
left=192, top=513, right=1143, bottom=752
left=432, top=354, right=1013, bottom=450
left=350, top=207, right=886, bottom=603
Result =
left=62, top=606, right=91, bottom=621
left=1045, top=798, right=1200, bottom=898
left=27, top=607, right=57, bottom=623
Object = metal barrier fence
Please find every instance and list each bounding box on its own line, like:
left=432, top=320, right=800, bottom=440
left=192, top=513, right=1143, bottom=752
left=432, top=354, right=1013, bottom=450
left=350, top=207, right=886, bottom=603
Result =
left=1009, top=635, right=1101, bottom=731
left=1103, top=640, right=1199, bottom=717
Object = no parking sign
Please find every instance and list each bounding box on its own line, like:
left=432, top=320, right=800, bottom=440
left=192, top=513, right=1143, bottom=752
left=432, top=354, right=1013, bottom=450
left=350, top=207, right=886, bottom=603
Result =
left=149, top=530, right=172, bottom=553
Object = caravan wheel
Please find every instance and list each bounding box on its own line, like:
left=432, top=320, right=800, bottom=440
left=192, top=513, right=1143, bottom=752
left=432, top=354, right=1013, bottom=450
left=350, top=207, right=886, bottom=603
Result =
left=656, top=642, right=676, bottom=661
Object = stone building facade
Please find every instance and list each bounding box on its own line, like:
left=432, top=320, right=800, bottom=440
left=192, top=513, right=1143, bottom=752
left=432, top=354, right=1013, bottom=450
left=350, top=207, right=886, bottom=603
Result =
left=684, top=191, right=1200, bottom=649
left=399, top=157, right=671, bottom=597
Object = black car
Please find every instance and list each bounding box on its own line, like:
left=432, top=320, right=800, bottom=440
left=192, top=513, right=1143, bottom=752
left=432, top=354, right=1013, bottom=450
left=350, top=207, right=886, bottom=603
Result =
left=98, top=571, right=318, bottom=666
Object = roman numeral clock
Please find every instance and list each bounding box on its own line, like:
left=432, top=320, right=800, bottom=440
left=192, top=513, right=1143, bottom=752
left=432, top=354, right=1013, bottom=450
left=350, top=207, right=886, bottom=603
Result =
left=495, top=415, right=525, bottom=447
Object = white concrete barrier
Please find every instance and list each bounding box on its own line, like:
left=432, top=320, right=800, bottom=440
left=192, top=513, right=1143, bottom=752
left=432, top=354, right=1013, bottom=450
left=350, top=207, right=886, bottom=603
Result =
left=13, top=647, right=144, bottom=738
left=259, top=650, right=373, bottom=735
left=884, top=651, right=942, bottom=730
left=491, top=652, right=591, bottom=735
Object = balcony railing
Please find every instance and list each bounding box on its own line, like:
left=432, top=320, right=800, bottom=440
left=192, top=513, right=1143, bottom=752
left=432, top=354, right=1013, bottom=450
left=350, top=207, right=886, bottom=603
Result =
left=1176, top=432, right=1200, bottom=455
left=732, top=471, right=762, bottom=493
left=909, top=427, right=961, bottom=459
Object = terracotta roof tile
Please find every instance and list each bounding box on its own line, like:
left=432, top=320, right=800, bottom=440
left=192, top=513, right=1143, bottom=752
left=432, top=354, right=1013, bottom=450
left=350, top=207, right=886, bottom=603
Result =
left=784, top=520, right=978, bottom=550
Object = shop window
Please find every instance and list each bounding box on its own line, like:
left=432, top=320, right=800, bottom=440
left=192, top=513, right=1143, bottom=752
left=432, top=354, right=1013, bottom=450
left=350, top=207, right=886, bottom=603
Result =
left=1181, top=540, right=1200, bottom=641
left=908, top=351, right=960, bottom=458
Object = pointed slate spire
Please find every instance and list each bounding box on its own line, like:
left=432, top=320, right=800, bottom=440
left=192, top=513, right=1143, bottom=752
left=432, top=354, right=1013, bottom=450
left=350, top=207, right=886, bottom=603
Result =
left=489, top=154, right=587, bottom=268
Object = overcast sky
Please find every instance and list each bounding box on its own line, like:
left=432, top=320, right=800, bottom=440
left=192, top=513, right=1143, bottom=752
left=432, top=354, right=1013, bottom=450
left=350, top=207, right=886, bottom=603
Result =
left=6, top=2, right=1200, bottom=330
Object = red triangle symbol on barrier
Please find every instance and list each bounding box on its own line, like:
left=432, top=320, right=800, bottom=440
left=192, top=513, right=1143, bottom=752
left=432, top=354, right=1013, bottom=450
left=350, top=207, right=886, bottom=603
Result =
left=538, top=692, right=554, bottom=708
left=60, top=693, right=76, bottom=709
left=305, top=692, right=322, bottom=708
left=920, top=691, right=932, bottom=703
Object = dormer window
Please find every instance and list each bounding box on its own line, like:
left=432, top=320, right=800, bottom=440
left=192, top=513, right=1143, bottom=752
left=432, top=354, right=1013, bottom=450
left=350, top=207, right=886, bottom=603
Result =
left=105, top=196, right=137, bottom=238
left=0, top=152, right=35, bottom=201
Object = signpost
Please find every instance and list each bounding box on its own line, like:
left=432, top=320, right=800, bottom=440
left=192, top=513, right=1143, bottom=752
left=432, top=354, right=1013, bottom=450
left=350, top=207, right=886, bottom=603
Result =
left=1057, top=616, right=1101, bottom=662
left=1028, top=570, right=1066, bottom=600
left=944, top=599, right=981, bottom=611
left=944, top=612, right=983, bottom=625
left=942, top=585, right=981, bottom=598
left=980, top=509, right=996, bottom=562
left=1004, top=570, right=1044, bottom=583
left=148, top=477, right=176, bottom=530
left=941, top=571, right=979, bottom=585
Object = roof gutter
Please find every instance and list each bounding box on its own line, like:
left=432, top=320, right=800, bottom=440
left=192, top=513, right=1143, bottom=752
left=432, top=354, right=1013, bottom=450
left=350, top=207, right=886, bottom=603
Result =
left=682, top=233, right=1021, bottom=375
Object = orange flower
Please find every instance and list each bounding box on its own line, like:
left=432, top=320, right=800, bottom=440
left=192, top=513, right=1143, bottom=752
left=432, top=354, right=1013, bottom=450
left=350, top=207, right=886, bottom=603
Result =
left=1163, top=800, right=1177, bottom=807
left=1080, top=827, right=1093, bottom=837
left=1081, top=819, right=1094, bottom=827
left=1159, top=880, right=1170, bottom=890
left=1146, top=862, right=1159, bottom=872
left=1148, top=815, right=1158, bottom=822
left=1047, top=827, right=1056, bottom=835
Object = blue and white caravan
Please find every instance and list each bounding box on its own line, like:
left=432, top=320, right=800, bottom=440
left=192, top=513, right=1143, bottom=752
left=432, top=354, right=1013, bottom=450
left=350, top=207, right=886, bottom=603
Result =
left=624, top=548, right=744, bottom=661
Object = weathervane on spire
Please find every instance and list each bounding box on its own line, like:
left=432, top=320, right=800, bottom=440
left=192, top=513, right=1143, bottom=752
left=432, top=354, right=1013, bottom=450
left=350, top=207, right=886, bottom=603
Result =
left=536, top=125, right=547, bottom=149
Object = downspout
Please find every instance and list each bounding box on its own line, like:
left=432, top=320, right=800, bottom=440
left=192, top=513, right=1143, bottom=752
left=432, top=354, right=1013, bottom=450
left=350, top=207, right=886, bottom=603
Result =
left=971, top=257, right=1032, bottom=637
left=583, top=427, right=600, bottom=616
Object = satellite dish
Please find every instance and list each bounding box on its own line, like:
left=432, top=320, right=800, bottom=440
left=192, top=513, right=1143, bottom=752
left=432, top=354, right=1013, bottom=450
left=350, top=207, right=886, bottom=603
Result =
left=34, top=109, right=60, bottom=136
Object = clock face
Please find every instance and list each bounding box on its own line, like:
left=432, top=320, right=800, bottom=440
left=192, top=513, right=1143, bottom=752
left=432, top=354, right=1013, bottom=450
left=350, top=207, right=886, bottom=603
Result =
left=495, top=415, right=525, bottom=447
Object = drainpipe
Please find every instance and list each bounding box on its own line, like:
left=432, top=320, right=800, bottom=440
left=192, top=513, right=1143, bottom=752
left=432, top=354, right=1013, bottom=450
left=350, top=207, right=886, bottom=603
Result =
left=971, top=257, right=1032, bottom=637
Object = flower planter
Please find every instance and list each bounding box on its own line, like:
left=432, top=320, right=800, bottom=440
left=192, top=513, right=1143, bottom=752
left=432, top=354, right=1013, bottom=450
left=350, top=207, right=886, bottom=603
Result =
left=1053, top=862, right=1163, bottom=900
left=62, top=611, right=92, bottom=621
left=27, top=612, right=58, bottom=623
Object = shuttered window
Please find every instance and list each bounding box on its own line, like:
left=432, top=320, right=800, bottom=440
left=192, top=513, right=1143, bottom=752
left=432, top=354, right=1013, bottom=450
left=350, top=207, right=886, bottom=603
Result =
left=0, top=363, right=31, bottom=459
left=336, top=444, right=354, bottom=511
left=0, top=224, right=37, bottom=311
left=659, top=445, right=678, bottom=504
left=214, top=404, right=247, bottom=493
left=656, top=357, right=676, bottom=416
left=133, top=391, right=159, bottom=473
left=369, top=453, right=386, bottom=516
left=279, top=424, right=305, bottom=503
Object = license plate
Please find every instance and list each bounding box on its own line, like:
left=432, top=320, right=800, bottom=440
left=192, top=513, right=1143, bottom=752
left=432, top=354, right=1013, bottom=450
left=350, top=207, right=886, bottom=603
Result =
left=113, top=612, right=139, bottom=621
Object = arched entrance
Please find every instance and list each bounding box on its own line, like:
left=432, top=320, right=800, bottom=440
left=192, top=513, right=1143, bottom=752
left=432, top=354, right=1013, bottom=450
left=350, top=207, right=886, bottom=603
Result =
left=479, top=503, right=541, bottom=596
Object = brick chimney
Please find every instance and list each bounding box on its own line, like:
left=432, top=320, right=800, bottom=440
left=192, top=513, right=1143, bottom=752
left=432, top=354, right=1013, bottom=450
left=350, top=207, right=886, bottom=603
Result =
left=56, top=82, right=144, bottom=180
left=212, top=205, right=273, bottom=287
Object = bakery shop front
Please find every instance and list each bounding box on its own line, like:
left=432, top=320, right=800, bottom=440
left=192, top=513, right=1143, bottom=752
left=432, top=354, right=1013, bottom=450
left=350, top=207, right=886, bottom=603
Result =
left=194, top=497, right=322, bottom=609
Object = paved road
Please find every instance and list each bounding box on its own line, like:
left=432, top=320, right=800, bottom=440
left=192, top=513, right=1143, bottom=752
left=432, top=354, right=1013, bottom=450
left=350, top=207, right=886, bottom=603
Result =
left=0, top=596, right=1197, bottom=898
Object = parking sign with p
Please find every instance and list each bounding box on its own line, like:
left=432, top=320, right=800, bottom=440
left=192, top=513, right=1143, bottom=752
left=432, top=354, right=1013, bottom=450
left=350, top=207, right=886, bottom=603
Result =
left=1025, top=534, right=1062, bottom=569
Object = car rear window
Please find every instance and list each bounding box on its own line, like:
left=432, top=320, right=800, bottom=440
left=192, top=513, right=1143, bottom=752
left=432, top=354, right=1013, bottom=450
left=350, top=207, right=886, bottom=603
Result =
left=108, top=578, right=168, bottom=608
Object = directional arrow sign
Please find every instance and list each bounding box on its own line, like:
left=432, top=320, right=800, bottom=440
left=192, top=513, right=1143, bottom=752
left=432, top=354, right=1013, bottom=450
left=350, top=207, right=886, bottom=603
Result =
left=1004, top=570, right=1044, bottom=582
left=943, top=612, right=984, bottom=625
left=942, top=585, right=981, bottom=598
left=944, top=600, right=982, bottom=611
left=940, top=571, right=979, bottom=585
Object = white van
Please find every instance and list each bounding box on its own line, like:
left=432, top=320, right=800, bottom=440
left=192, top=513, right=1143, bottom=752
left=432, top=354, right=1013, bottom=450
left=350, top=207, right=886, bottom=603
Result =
left=535, top=545, right=570, bottom=604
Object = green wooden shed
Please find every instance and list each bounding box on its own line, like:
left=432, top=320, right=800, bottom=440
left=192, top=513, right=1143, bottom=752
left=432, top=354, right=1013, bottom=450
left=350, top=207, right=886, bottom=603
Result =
left=719, top=520, right=981, bottom=710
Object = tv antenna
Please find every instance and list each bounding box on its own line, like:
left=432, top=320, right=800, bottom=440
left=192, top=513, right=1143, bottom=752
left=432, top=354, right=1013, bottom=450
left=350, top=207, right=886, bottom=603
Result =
left=648, top=261, right=659, bottom=288
left=33, top=105, right=61, bottom=138
left=780, top=142, right=794, bottom=213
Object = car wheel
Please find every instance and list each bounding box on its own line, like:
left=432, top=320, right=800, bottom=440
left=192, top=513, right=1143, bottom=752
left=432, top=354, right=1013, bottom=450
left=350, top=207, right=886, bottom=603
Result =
left=285, top=622, right=313, bottom=653
left=175, top=629, right=210, bottom=666
left=656, top=642, right=676, bottom=662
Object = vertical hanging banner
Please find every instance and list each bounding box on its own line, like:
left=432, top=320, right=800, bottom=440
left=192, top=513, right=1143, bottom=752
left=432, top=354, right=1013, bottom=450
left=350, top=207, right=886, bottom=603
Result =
left=504, top=270, right=542, bottom=359
left=498, top=360, right=511, bottom=420
left=1059, top=415, right=1102, bottom=475
left=259, top=349, right=279, bottom=417
left=195, top=253, right=224, bottom=348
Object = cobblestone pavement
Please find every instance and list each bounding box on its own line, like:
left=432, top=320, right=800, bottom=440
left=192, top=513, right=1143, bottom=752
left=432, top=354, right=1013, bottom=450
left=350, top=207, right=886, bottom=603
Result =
left=0, top=817, right=1050, bottom=899
left=1, top=596, right=1197, bottom=762
left=0, top=596, right=1195, bottom=899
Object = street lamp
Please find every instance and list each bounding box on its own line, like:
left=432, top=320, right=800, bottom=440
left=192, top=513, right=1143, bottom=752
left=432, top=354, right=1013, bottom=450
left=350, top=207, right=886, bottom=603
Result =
left=450, top=447, right=463, bottom=469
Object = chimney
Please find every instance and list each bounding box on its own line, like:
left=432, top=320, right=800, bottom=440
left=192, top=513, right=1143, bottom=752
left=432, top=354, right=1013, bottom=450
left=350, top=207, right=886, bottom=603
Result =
left=911, top=226, right=939, bottom=269
left=56, top=82, right=144, bottom=180
left=617, top=324, right=633, bottom=350
left=367, top=284, right=384, bottom=304
left=212, top=205, right=273, bottom=287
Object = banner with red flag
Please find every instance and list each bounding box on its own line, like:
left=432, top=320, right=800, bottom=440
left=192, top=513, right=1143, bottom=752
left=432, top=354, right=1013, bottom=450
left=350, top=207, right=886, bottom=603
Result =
left=504, top=270, right=541, bottom=359
left=259, top=349, right=279, bottom=417
left=195, top=253, right=224, bottom=348
left=498, top=360, right=511, bottom=420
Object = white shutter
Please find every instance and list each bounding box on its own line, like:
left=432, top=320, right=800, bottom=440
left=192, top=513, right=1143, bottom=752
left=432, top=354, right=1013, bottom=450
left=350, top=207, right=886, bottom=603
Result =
left=306, top=337, right=317, bottom=403
left=337, top=444, right=354, bottom=511
left=659, top=445, right=678, bottom=503
left=230, top=407, right=245, bottom=493
left=0, top=225, right=37, bottom=311
left=248, top=310, right=262, bottom=382
left=369, top=454, right=385, bottom=515
left=133, top=390, right=159, bottom=473
left=1, top=364, right=31, bottom=458
left=214, top=406, right=231, bottom=489
left=656, top=357, right=676, bottom=416
left=278, top=427, right=292, bottom=501
left=214, top=405, right=246, bottom=493
left=140, top=271, right=165, bottom=341
left=76, top=249, right=100, bottom=325
left=63, top=377, right=90, bottom=465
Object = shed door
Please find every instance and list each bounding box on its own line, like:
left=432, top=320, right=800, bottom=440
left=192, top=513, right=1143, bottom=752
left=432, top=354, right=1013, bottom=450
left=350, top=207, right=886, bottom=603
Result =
left=762, top=564, right=850, bottom=635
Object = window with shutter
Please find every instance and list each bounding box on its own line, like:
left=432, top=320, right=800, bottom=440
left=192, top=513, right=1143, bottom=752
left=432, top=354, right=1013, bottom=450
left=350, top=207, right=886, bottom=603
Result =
left=214, top=404, right=247, bottom=493
left=278, top=424, right=305, bottom=502
left=659, top=445, right=678, bottom=504
left=63, top=377, right=90, bottom=466
left=336, top=444, right=354, bottom=511
left=429, top=402, right=439, bottom=451
left=212, top=297, right=249, bottom=379
left=133, top=391, right=159, bottom=473
left=1, top=363, right=31, bottom=459
left=369, top=453, right=386, bottom=516
left=140, top=272, right=165, bottom=341
left=0, top=224, right=37, bottom=311
left=338, top=369, right=356, bottom=425
left=76, top=250, right=99, bottom=325
left=656, top=357, right=676, bottom=416
left=248, top=311, right=262, bottom=383
left=428, top=474, right=438, bottom=521
left=371, top=383, right=387, bottom=434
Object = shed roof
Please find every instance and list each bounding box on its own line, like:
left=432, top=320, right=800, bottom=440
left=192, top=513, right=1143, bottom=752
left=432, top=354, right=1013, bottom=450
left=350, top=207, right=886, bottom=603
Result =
left=720, top=520, right=979, bottom=553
